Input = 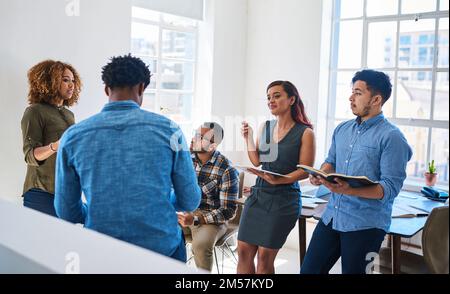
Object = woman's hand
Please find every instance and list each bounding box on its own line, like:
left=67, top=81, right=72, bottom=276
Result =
left=241, top=121, right=254, bottom=142
left=248, top=168, right=281, bottom=185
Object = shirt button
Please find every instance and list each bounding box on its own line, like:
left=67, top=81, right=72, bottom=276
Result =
left=345, top=160, right=348, bottom=163
left=358, top=131, right=360, bottom=134
left=350, top=145, right=353, bottom=148
left=334, top=206, right=338, bottom=209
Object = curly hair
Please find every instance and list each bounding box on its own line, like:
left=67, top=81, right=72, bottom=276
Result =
left=101, top=54, right=151, bottom=90
left=27, top=60, right=82, bottom=107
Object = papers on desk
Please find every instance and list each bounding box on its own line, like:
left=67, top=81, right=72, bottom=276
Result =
left=302, top=197, right=328, bottom=209
left=391, top=203, right=429, bottom=218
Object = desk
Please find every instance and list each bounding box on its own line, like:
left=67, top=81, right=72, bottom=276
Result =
left=298, top=191, right=445, bottom=274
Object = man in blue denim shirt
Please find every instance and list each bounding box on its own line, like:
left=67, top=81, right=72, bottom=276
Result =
left=301, top=70, right=412, bottom=274
left=55, top=55, right=201, bottom=262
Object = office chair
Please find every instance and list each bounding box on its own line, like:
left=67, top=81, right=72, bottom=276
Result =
left=212, top=171, right=244, bottom=273
left=377, top=205, right=449, bottom=274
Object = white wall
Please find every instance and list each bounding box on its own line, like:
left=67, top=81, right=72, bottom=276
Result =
left=0, top=0, right=132, bottom=203
left=209, top=0, right=248, bottom=165
left=243, top=0, right=323, bottom=250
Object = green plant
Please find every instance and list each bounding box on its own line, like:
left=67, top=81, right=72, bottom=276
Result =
left=427, top=160, right=437, bottom=174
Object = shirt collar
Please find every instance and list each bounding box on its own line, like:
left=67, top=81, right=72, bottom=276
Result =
left=192, top=150, right=220, bottom=166
left=355, top=112, right=385, bottom=129
left=102, top=100, right=140, bottom=112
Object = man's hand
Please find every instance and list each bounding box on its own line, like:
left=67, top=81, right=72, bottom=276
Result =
left=177, top=212, right=194, bottom=227
left=319, top=177, right=351, bottom=195
left=309, top=174, right=322, bottom=186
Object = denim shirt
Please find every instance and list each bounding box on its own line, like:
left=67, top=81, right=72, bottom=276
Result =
left=321, top=113, right=412, bottom=232
left=55, top=100, right=201, bottom=257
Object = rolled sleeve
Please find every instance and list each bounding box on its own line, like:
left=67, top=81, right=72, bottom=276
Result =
left=378, top=130, right=413, bottom=203
left=324, top=128, right=337, bottom=168
left=54, top=132, right=86, bottom=223
left=21, top=107, right=44, bottom=166
left=171, top=129, right=201, bottom=212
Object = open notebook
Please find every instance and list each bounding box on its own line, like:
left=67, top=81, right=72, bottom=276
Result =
left=234, top=165, right=290, bottom=178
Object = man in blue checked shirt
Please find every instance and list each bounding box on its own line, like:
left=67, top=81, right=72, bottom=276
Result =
left=301, top=69, right=412, bottom=274
left=177, top=122, right=239, bottom=271
left=55, top=55, right=201, bottom=262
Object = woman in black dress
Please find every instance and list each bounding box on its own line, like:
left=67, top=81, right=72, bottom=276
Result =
left=237, top=81, right=315, bottom=274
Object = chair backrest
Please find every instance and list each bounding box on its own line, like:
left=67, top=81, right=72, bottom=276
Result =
left=422, top=205, right=449, bottom=274
left=228, top=172, right=244, bottom=226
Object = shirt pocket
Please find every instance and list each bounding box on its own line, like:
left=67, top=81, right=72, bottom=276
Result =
left=201, top=178, right=218, bottom=199
left=358, top=144, right=380, bottom=180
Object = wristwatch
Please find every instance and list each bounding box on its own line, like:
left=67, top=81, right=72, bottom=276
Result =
left=193, top=215, right=200, bottom=226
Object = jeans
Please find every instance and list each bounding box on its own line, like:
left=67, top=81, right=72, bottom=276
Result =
left=300, top=220, right=386, bottom=274
left=23, top=188, right=57, bottom=217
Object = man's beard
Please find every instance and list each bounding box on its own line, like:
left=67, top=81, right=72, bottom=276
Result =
left=360, top=105, right=371, bottom=117
left=190, top=146, right=208, bottom=154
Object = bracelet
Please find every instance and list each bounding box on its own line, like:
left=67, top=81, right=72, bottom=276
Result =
left=49, top=143, right=57, bottom=152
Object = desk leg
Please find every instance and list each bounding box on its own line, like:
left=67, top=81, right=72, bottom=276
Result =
left=390, top=235, right=401, bottom=274
left=299, top=218, right=307, bottom=267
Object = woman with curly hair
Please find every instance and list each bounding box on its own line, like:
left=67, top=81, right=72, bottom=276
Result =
left=21, top=60, right=82, bottom=216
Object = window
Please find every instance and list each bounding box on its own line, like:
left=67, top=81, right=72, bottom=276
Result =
left=131, top=6, right=198, bottom=137
left=327, top=0, right=449, bottom=183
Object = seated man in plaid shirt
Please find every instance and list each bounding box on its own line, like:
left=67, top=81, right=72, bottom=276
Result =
left=178, top=122, right=239, bottom=271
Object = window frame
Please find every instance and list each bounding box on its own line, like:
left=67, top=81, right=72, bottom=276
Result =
left=131, top=7, right=199, bottom=134
left=326, top=0, right=449, bottom=184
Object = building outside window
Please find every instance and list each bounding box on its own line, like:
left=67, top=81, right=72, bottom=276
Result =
left=131, top=6, right=198, bottom=138
left=327, top=0, right=449, bottom=184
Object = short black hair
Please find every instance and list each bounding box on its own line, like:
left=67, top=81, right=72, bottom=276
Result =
left=202, top=122, right=224, bottom=145
left=352, top=69, right=392, bottom=104
left=101, top=54, right=151, bottom=90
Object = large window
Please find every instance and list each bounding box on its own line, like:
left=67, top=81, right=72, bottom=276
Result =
left=328, top=0, right=449, bottom=183
left=131, top=6, right=198, bottom=137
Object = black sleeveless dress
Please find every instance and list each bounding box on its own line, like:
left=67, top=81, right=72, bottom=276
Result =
left=238, top=120, right=307, bottom=249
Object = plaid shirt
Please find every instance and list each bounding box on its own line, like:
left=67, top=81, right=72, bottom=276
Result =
left=192, top=151, right=239, bottom=225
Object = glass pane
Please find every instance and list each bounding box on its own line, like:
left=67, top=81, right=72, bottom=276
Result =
left=434, top=72, right=449, bottom=120
left=334, top=71, right=354, bottom=119
left=338, top=0, right=363, bottom=18
left=398, top=19, right=436, bottom=68
left=142, top=93, right=156, bottom=112
left=131, top=22, right=159, bottom=56
left=162, top=30, right=196, bottom=60
left=430, top=128, right=449, bottom=182
left=381, top=71, right=395, bottom=117
left=438, top=18, right=449, bottom=67
left=367, top=21, right=397, bottom=68
left=132, top=6, right=160, bottom=22
left=162, top=13, right=197, bottom=28
left=159, top=93, right=193, bottom=123
left=396, top=71, right=432, bottom=119
left=398, top=126, right=429, bottom=179
left=401, top=0, right=437, bottom=14
left=337, top=20, right=363, bottom=68
left=440, top=0, right=449, bottom=11
left=160, top=61, right=194, bottom=90
left=366, top=0, right=398, bottom=16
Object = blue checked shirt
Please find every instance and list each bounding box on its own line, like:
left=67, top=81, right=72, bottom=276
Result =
left=321, top=113, right=412, bottom=232
left=192, top=151, right=239, bottom=224
left=55, top=100, right=201, bottom=257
